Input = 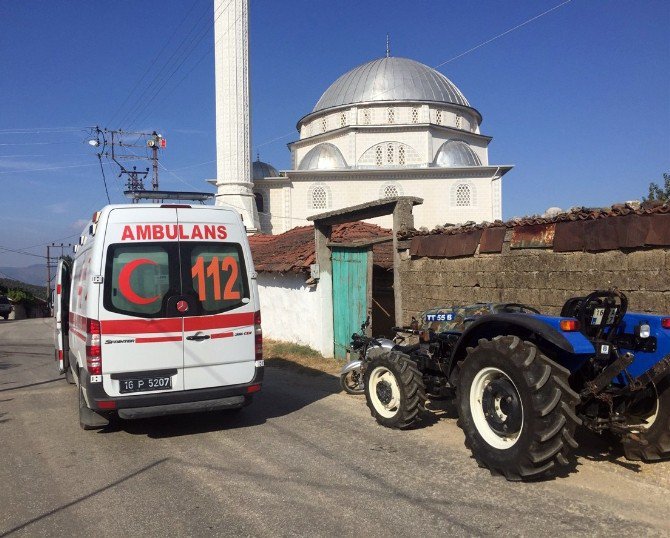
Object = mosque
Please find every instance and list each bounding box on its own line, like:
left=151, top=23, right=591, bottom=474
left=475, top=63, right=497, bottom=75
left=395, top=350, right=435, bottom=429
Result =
left=250, top=54, right=513, bottom=233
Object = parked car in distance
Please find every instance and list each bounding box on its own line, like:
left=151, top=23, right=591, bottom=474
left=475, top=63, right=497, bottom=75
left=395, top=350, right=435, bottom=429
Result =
left=0, top=295, right=12, bottom=320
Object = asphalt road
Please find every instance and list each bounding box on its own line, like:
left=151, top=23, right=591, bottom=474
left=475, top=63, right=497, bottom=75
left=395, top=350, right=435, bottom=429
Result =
left=1, top=319, right=669, bottom=537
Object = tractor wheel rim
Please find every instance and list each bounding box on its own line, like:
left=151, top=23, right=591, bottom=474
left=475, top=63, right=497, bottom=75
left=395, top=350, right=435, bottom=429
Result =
left=369, top=367, right=400, bottom=418
left=470, top=367, right=523, bottom=449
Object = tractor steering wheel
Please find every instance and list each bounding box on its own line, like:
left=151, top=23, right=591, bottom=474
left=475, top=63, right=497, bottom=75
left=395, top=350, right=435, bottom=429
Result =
left=576, top=290, right=628, bottom=340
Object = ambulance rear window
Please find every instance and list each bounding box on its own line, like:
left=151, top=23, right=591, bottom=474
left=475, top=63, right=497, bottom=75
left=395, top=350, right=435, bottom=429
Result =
left=187, top=243, right=249, bottom=314
left=105, top=244, right=175, bottom=317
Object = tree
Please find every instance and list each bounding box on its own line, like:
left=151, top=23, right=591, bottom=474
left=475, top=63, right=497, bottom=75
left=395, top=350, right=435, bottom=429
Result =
left=644, top=172, right=670, bottom=202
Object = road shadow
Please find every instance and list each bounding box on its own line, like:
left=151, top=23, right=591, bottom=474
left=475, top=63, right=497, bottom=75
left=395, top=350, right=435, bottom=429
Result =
left=573, top=429, right=644, bottom=472
left=102, top=365, right=340, bottom=439
left=0, top=378, right=63, bottom=393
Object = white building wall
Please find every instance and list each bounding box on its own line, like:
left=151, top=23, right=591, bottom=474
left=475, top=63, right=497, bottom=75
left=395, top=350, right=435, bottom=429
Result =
left=257, top=272, right=332, bottom=356
left=283, top=175, right=494, bottom=230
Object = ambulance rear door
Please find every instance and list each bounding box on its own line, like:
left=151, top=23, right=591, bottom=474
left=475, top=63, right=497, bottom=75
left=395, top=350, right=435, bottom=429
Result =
left=177, top=207, right=257, bottom=390
left=54, top=257, right=72, bottom=374
left=99, top=207, right=185, bottom=397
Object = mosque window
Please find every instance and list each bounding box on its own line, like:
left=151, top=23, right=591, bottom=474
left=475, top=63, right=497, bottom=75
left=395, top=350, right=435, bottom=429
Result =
left=309, top=184, right=331, bottom=210
left=387, top=143, right=394, bottom=164
left=456, top=115, right=462, bottom=129
left=363, top=109, right=371, bottom=125
left=454, top=184, right=472, bottom=206
left=436, top=110, right=442, bottom=125
left=321, top=117, right=328, bottom=132
left=387, top=107, right=395, bottom=124
left=398, top=145, right=406, bottom=165
left=380, top=181, right=403, bottom=199
left=383, top=185, right=398, bottom=198
left=375, top=146, right=383, bottom=166
left=411, top=107, right=419, bottom=123
left=340, top=112, right=346, bottom=128
left=254, top=192, right=264, bottom=214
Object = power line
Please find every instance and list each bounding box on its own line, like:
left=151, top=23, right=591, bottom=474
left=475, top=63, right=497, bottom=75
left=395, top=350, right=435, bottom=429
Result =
left=0, top=162, right=97, bottom=175
left=107, top=0, right=203, bottom=127
left=97, top=154, right=111, bottom=203
left=126, top=0, right=237, bottom=130
left=434, top=0, right=573, bottom=68
left=0, top=127, right=85, bottom=135
left=120, top=0, right=233, bottom=129
left=0, top=246, right=48, bottom=259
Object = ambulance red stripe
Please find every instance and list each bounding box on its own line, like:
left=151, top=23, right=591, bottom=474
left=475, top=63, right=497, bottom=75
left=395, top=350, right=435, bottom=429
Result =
left=210, top=331, right=234, bottom=339
left=136, top=335, right=183, bottom=344
left=99, top=312, right=253, bottom=335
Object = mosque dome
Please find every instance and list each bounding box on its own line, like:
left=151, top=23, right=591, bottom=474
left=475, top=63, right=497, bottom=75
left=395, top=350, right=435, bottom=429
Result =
left=298, top=143, right=347, bottom=170
left=252, top=157, right=278, bottom=180
left=433, top=140, right=482, bottom=167
left=312, top=57, right=473, bottom=113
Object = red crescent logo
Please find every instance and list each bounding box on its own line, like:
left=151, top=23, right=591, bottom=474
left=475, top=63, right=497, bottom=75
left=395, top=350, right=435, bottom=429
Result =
left=176, top=300, right=188, bottom=313
left=118, top=258, right=161, bottom=305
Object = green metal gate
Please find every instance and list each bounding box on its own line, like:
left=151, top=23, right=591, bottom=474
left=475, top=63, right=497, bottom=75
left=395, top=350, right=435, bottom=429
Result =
left=332, top=247, right=369, bottom=360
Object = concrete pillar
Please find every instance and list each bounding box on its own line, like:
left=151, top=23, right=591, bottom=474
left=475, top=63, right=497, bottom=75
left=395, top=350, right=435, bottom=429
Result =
left=213, top=0, right=260, bottom=232
left=314, top=223, right=334, bottom=357
left=392, top=199, right=414, bottom=326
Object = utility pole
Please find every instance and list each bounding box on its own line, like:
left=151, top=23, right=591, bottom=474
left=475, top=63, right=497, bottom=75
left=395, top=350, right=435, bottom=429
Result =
left=88, top=127, right=166, bottom=200
left=46, top=243, right=74, bottom=303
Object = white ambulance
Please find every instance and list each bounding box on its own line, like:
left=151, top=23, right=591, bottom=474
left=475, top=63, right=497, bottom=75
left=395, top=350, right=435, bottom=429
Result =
left=55, top=202, right=263, bottom=429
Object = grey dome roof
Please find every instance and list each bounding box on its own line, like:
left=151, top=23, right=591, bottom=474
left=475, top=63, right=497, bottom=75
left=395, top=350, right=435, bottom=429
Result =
left=298, top=143, right=347, bottom=170
left=313, top=57, right=470, bottom=113
left=434, top=140, right=481, bottom=167
left=252, top=159, right=278, bottom=180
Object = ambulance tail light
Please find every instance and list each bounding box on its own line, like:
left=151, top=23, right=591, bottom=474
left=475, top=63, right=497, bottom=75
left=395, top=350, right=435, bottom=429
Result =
left=86, top=318, right=102, bottom=375
left=254, top=310, right=262, bottom=362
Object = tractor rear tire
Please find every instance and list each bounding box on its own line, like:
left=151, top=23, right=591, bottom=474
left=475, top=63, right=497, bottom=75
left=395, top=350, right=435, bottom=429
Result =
left=457, top=336, right=581, bottom=481
left=622, top=374, right=670, bottom=462
left=364, top=351, right=426, bottom=429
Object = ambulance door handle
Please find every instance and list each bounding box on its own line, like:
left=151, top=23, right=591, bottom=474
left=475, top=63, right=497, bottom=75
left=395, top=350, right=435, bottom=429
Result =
left=186, top=333, right=210, bottom=342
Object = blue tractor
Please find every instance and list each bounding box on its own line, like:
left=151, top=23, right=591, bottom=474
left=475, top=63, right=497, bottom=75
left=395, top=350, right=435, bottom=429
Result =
left=363, top=290, right=670, bottom=480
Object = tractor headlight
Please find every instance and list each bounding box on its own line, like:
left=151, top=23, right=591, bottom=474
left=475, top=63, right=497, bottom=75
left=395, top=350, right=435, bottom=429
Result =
left=636, top=323, right=651, bottom=339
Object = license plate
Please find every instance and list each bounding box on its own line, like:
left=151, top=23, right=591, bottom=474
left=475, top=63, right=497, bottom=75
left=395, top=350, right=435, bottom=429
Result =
left=119, top=376, right=172, bottom=394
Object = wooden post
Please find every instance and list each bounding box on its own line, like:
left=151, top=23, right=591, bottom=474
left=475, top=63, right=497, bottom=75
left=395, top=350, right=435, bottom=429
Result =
left=314, top=223, right=334, bottom=357
left=392, top=198, right=414, bottom=327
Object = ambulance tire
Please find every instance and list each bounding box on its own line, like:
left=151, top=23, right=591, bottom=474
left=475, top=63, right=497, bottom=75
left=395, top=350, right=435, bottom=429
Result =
left=78, top=385, right=109, bottom=430
left=2, top=314, right=8, bottom=320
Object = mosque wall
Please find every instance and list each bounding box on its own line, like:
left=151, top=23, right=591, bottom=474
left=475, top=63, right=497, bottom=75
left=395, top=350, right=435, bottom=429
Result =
left=398, top=233, right=670, bottom=324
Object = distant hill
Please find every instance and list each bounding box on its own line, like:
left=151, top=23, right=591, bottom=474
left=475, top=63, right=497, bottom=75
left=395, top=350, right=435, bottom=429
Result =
left=0, top=264, right=45, bottom=286
left=0, top=277, right=48, bottom=300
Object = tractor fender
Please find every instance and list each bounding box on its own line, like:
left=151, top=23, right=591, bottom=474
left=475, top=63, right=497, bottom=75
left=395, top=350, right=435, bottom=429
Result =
left=450, top=314, right=595, bottom=375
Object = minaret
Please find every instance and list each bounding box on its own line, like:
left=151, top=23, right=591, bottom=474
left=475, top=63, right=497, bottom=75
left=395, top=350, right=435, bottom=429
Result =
left=213, top=0, right=259, bottom=232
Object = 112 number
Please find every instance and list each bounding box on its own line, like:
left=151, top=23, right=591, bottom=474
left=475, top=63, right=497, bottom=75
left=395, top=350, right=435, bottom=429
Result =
left=191, top=256, right=240, bottom=302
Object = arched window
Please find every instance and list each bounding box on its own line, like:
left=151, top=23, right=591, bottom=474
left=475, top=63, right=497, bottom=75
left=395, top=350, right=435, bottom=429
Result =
left=455, top=115, right=462, bottom=129
left=308, top=184, right=331, bottom=211
left=363, top=109, right=371, bottom=125
left=340, top=112, right=347, bottom=128
left=387, top=107, right=395, bottom=124
left=321, top=117, right=327, bottom=132
left=386, top=143, right=394, bottom=164
left=254, top=192, right=264, bottom=214
left=380, top=182, right=403, bottom=199
left=451, top=182, right=476, bottom=207
left=411, top=107, right=419, bottom=124
left=375, top=146, right=383, bottom=166
left=436, top=109, right=442, bottom=125
left=398, top=145, right=406, bottom=165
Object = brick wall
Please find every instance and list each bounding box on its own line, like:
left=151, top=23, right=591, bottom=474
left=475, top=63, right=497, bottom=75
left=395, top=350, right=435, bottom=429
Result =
left=399, top=231, right=670, bottom=323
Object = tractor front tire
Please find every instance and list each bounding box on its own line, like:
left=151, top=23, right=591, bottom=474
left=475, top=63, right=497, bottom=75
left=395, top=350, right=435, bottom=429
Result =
left=622, top=374, right=670, bottom=462
left=457, top=336, right=581, bottom=481
left=364, top=351, right=426, bottom=429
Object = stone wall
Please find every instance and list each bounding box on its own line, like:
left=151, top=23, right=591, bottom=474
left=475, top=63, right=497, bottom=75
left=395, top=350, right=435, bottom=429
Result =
left=399, top=234, right=669, bottom=322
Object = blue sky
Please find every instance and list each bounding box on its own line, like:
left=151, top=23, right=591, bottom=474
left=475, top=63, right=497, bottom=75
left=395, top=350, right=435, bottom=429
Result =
left=0, top=0, right=668, bottom=267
